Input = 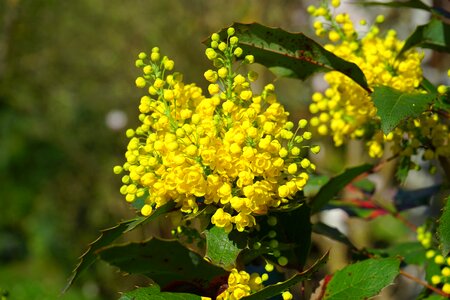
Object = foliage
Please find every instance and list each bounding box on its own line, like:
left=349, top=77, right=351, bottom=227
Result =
left=64, top=0, right=450, bottom=299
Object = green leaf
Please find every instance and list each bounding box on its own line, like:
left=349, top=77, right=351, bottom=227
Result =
left=208, top=22, right=370, bottom=93
left=99, top=239, right=224, bottom=287
left=242, top=251, right=328, bottom=300
left=323, top=257, right=400, bottom=300
left=310, top=164, right=373, bottom=214
left=312, top=222, right=358, bottom=251
left=272, top=203, right=312, bottom=268
left=399, top=18, right=450, bottom=56
left=63, top=202, right=175, bottom=292
left=372, top=86, right=435, bottom=134
left=438, top=195, right=450, bottom=256
left=119, top=285, right=201, bottom=300
left=369, top=242, right=426, bottom=265
left=356, top=0, right=431, bottom=11
left=304, top=175, right=330, bottom=197
left=204, top=226, right=246, bottom=270
left=352, top=178, right=375, bottom=194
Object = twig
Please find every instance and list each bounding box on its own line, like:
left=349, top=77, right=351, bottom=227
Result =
left=399, top=269, right=450, bottom=298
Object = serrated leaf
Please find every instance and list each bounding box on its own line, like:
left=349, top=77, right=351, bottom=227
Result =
left=372, top=86, right=435, bottom=134
left=63, top=201, right=175, bottom=292
left=323, top=257, right=400, bottom=300
left=438, top=195, right=450, bottom=256
left=99, top=239, right=224, bottom=287
left=242, top=251, right=328, bottom=300
left=310, top=164, right=373, bottom=214
left=204, top=226, right=246, bottom=270
left=400, top=18, right=450, bottom=56
left=119, top=285, right=201, bottom=300
left=207, top=23, right=370, bottom=93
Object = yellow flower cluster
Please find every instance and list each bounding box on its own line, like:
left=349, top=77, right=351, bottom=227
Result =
left=216, top=268, right=265, bottom=300
left=307, top=1, right=450, bottom=163
left=115, top=28, right=318, bottom=232
left=417, top=225, right=450, bottom=294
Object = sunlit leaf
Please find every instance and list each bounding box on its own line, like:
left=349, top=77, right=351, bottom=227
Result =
left=207, top=23, right=370, bottom=92
left=323, top=257, right=400, bottom=300
left=204, top=226, right=246, bottom=270
left=372, top=86, right=435, bottom=134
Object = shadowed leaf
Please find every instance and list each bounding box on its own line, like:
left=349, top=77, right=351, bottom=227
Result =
left=119, top=285, right=201, bottom=300
left=63, top=201, right=175, bottom=292
left=242, top=251, right=329, bottom=300
left=399, top=18, right=450, bottom=56
left=99, top=239, right=224, bottom=287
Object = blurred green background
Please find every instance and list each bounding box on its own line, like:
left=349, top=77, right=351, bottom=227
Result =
left=1, top=0, right=448, bottom=299
left=0, top=0, right=316, bottom=298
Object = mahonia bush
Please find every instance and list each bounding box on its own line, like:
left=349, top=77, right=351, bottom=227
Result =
left=308, top=1, right=450, bottom=167
left=114, top=29, right=318, bottom=233
left=68, top=1, right=450, bottom=300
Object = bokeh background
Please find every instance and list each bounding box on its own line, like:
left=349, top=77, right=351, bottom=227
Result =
left=0, top=0, right=448, bottom=299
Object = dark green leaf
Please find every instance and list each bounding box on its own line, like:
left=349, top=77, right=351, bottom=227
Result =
left=208, top=23, right=370, bottom=93
left=119, top=285, right=201, bottom=300
left=310, top=164, right=373, bottom=214
left=399, top=18, right=450, bottom=56
left=63, top=202, right=175, bottom=292
left=356, top=0, right=431, bottom=11
left=273, top=204, right=312, bottom=268
left=312, top=222, right=357, bottom=251
left=323, top=257, right=400, bottom=300
left=438, top=195, right=450, bottom=256
left=242, top=251, right=328, bottom=300
left=99, top=239, right=224, bottom=287
left=204, top=226, right=246, bottom=270
left=372, top=86, right=435, bottom=134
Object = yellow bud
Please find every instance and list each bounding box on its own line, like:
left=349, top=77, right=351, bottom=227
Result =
left=298, top=119, right=308, bottom=128
left=141, top=204, right=153, bottom=216
left=227, top=27, right=235, bottom=36
left=217, top=67, right=228, bottom=78
left=375, top=15, right=385, bottom=23
left=211, top=33, right=220, bottom=41
left=287, top=163, right=298, bottom=174
left=443, top=283, right=450, bottom=294
left=282, top=291, right=293, bottom=300
left=331, top=0, right=340, bottom=7
left=431, top=275, right=441, bottom=285
left=135, top=77, right=146, bottom=88
left=113, top=166, right=123, bottom=174
left=150, top=52, right=160, bottom=62
left=438, top=85, right=448, bottom=95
